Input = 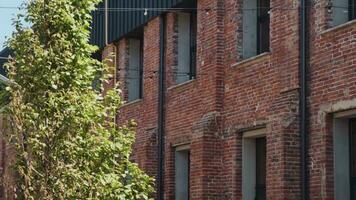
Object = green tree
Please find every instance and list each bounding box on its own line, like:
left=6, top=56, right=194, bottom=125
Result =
left=2, top=0, right=153, bottom=199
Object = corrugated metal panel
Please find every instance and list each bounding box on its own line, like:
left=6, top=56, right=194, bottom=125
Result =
left=90, top=2, right=105, bottom=47
left=90, top=0, right=187, bottom=49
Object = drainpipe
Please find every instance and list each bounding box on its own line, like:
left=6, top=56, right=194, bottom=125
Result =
left=157, top=14, right=166, bottom=200
left=104, top=0, right=108, bottom=46
left=300, top=0, right=308, bottom=199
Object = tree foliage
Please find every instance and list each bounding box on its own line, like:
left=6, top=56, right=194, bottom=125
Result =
left=2, top=0, right=153, bottom=199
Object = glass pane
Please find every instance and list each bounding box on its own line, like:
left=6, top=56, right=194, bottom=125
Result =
left=257, top=0, right=270, bottom=54
left=256, top=137, right=266, bottom=200
left=351, top=119, right=356, bottom=200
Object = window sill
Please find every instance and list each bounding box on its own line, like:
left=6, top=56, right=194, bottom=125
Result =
left=120, top=99, right=143, bottom=108
left=319, top=19, right=356, bottom=37
left=231, top=52, right=271, bottom=68
left=167, top=79, right=196, bottom=91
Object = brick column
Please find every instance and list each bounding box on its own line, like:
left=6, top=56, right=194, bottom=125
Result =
left=267, top=89, right=301, bottom=199
left=0, top=116, right=16, bottom=199
left=190, top=112, right=223, bottom=200
left=101, top=44, right=117, bottom=95
left=116, top=39, right=129, bottom=101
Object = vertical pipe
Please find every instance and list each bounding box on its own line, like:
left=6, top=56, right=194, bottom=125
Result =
left=157, top=14, right=166, bottom=200
left=105, top=0, right=108, bottom=45
left=300, top=0, right=308, bottom=199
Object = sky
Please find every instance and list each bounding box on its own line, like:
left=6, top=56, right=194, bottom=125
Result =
left=0, top=0, right=24, bottom=49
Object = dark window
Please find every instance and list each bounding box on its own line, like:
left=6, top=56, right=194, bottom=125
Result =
left=176, top=12, right=197, bottom=84
left=242, top=0, right=270, bottom=58
left=190, top=11, right=197, bottom=80
left=350, top=119, right=356, bottom=199
left=175, top=148, right=190, bottom=200
left=332, top=0, right=356, bottom=26
left=256, top=137, right=266, bottom=200
left=350, top=0, right=356, bottom=20
left=257, top=0, right=270, bottom=55
left=243, top=133, right=267, bottom=200
left=127, top=38, right=143, bottom=101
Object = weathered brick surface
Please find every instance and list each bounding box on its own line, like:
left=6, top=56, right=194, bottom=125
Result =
left=115, top=18, right=161, bottom=180
left=110, top=0, right=303, bottom=199
left=307, top=1, right=356, bottom=198
left=1, top=0, right=355, bottom=199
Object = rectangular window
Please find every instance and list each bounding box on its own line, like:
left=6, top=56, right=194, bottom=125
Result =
left=333, top=110, right=356, bottom=199
left=175, top=146, right=190, bottom=200
left=177, top=11, right=197, bottom=84
left=242, top=129, right=266, bottom=200
left=332, top=0, right=356, bottom=26
left=127, top=38, right=143, bottom=101
left=350, top=119, right=356, bottom=199
left=243, top=0, right=270, bottom=58
left=255, top=138, right=266, bottom=200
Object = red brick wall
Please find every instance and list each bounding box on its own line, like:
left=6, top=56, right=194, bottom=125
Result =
left=308, top=1, right=356, bottom=198
left=115, top=18, right=161, bottom=180
left=0, top=0, right=353, bottom=198
left=108, top=0, right=301, bottom=199
left=0, top=0, right=354, bottom=199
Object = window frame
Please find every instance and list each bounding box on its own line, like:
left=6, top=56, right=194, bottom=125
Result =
left=175, top=145, right=191, bottom=200
left=126, top=37, right=144, bottom=102
left=242, top=128, right=267, bottom=200
left=176, top=11, right=197, bottom=84
left=242, top=0, right=270, bottom=59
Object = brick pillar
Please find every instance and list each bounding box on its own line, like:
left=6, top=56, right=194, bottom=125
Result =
left=116, top=39, right=129, bottom=101
left=0, top=116, right=17, bottom=199
left=190, top=112, right=223, bottom=200
left=165, top=13, right=178, bottom=88
left=101, top=44, right=117, bottom=95
left=267, top=89, right=301, bottom=199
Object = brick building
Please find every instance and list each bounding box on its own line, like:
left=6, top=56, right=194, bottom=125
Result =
left=1, top=0, right=356, bottom=199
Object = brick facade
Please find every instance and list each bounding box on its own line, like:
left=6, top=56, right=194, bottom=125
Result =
left=102, top=0, right=356, bottom=199
left=100, top=0, right=298, bottom=199
left=1, top=0, right=356, bottom=199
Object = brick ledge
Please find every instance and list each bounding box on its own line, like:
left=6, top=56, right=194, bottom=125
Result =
left=319, top=19, right=356, bottom=36
left=120, top=99, right=143, bottom=108
left=167, top=79, right=196, bottom=91
left=231, top=52, right=271, bottom=68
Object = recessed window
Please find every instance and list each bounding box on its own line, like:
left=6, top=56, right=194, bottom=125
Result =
left=350, top=119, right=356, bottom=199
left=331, top=0, right=356, bottom=27
left=242, top=129, right=267, bottom=200
left=243, top=0, right=270, bottom=59
left=175, top=146, right=190, bottom=200
left=176, top=11, right=197, bottom=84
left=127, top=38, right=143, bottom=101
left=333, top=109, right=356, bottom=199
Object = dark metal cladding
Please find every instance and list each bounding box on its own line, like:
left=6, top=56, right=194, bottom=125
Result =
left=0, top=48, right=11, bottom=76
left=90, top=0, right=189, bottom=49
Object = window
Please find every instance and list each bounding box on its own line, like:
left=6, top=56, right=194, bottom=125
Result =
left=175, top=146, right=190, bottom=200
left=243, top=0, right=270, bottom=58
left=333, top=110, right=356, bottom=199
left=242, top=129, right=266, bottom=200
left=176, top=11, right=197, bottom=84
left=127, top=38, right=143, bottom=101
left=331, top=0, right=356, bottom=26
left=350, top=119, right=356, bottom=199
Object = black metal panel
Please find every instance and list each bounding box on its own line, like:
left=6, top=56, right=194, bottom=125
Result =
left=0, top=48, right=10, bottom=76
left=90, top=0, right=187, bottom=49
left=90, top=2, right=105, bottom=48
